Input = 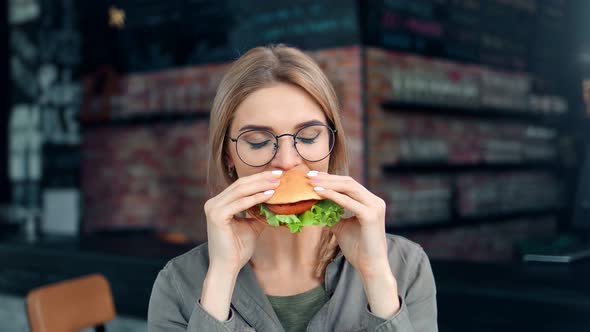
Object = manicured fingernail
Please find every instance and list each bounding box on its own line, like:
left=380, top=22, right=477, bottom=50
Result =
left=272, top=170, right=283, bottom=175
left=269, top=178, right=279, bottom=183
left=264, top=190, right=275, bottom=195
left=307, top=170, right=319, bottom=177
left=313, top=186, right=325, bottom=191
left=310, top=177, right=321, bottom=183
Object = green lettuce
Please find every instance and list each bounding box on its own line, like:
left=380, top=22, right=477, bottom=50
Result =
left=259, top=200, right=344, bottom=233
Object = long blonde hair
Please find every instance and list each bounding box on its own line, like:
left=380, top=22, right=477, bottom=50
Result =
left=207, top=44, right=348, bottom=278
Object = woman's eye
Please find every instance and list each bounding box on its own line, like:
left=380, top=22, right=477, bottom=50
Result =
left=297, top=137, right=317, bottom=144
left=247, top=140, right=271, bottom=149
left=297, top=132, right=320, bottom=144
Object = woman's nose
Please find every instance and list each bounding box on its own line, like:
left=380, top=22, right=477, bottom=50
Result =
left=270, top=136, right=302, bottom=170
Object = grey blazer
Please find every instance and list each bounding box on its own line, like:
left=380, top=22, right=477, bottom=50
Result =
left=148, top=234, right=438, bottom=331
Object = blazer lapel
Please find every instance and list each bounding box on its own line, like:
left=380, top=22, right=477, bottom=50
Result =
left=231, top=262, right=284, bottom=331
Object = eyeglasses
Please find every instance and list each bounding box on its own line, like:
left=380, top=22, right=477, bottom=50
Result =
left=228, top=124, right=337, bottom=167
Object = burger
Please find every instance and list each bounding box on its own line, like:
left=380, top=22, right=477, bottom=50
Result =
left=257, top=169, right=344, bottom=233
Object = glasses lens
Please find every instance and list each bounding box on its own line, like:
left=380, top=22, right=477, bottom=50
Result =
left=236, top=130, right=277, bottom=166
left=295, top=125, right=334, bottom=162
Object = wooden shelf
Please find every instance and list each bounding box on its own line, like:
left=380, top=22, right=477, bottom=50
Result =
left=382, top=161, right=561, bottom=175
left=381, top=101, right=568, bottom=129
left=80, top=111, right=209, bottom=129
left=386, top=207, right=564, bottom=233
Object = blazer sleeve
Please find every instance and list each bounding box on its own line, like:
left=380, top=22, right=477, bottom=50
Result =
left=363, top=248, right=438, bottom=332
left=148, top=263, right=252, bottom=331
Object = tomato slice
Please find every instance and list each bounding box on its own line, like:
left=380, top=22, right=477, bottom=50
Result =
left=266, top=200, right=319, bottom=215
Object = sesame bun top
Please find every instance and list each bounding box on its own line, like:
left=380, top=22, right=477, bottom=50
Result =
left=265, top=169, right=322, bottom=204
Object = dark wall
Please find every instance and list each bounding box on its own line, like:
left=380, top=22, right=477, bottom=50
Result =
left=0, top=0, right=10, bottom=204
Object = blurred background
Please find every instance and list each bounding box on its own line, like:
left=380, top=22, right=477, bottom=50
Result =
left=1, top=0, right=590, bottom=331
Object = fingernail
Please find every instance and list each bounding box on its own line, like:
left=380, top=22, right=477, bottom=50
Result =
left=264, top=190, right=275, bottom=195
left=272, top=170, right=283, bottom=175
left=310, top=177, right=321, bottom=183
left=313, top=186, right=325, bottom=191
left=307, top=170, right=319, bottom=177
left=269, top=178, right=279, bottom=183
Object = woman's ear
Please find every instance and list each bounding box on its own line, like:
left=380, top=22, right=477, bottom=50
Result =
left=224, top=152, right=235, bottom=177
left=224, top=151, right=234, bottom=170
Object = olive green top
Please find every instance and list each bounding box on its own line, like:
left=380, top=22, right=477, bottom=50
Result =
left=266, top=285, right=328, bottom=332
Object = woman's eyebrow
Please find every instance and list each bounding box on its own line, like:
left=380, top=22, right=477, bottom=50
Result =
left=238, top=124, right=273, bottom=132
left=295, top=119, right=325, bottom=129
left=238, top=119, right=326, bottom=132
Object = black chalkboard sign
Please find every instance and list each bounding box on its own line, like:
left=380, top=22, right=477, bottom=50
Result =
left=365, top=0, right=446, bottom=56
left=80, top=0, right=359, bottom=74
left=363, top=0, right=568, bottom=75
left=229, top=0, right=359, bottom=53
left=79, top=0, right=570, bottom=96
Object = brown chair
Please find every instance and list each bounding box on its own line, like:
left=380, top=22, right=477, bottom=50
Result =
left=26, top=274, right=116, bottom=332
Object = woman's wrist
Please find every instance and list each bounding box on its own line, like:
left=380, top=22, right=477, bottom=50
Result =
left=360, top=261, right=401, bottom=320
left=209, top=259, right=242, bottom=276
left=201, top=264, right=240, bottom=321
left=358, top=257, right=391, bottom=281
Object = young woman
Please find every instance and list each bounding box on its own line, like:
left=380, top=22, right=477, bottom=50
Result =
left=148, top=45, right=438, bottom=331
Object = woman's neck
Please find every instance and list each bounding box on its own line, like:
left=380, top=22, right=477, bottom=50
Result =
left=249, top=225, right=325, bottom=296
left=249, top=225, right=324, bottom=274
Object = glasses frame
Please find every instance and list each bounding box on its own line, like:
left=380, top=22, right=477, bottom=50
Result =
left=228, top=124, right=337, bottom=167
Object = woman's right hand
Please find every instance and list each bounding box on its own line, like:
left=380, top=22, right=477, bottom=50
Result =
left=204, top=170, right=282, bottom=274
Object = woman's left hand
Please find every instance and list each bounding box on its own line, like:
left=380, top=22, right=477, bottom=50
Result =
left=307, top=171, right=390, bottom=279
left=308, top=171, right=401, bottom=319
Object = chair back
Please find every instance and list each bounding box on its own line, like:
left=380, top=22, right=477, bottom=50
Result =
left=26, top=273, right=116, bottom=332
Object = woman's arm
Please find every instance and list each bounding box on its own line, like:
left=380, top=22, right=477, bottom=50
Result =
left=363, top=248, right=438, bottom=332
left=147, top=263, right=248, bottom=331
left=360, top=261, right=400, bottom=319
left=149, top=171, right=281, bottom=330
left=200, top=264, right=239, bottom=321
left=305, top=172, right=437, bottom=330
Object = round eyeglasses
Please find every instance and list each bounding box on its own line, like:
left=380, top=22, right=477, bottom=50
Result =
left=228, top=124, right=337, bottom=167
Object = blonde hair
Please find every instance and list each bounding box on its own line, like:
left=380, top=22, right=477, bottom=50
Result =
left=207, top=44, right=348, bottom=278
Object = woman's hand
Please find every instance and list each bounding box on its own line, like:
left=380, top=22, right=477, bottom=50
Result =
left=204, top=170, right=282, bottom=274
left=307, top=171, right=389, bottom=276
left=201, top=170, right=281, bottom=321
left=307, top=171, right=400, bottom=319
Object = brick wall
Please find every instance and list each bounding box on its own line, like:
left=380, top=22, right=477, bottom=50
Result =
left=309, top=47, right=364, bottom=182
left=82, top=63, right=226, bottom=242
left=82, top=121, right=211, bottom=241
left=365, top=47, right=558, bottom=261
left=82, top=45, right=559, bottom=259
left=81, top=47, right=364, bottom=242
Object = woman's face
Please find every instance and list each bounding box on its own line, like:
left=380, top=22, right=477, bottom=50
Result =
left=227, top=83, right=331, bottom=178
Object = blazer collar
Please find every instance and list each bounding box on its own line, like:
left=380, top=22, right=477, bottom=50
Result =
left=231, top=252, right=346, bottom=331
left=231, top=262, right=283, bottom=331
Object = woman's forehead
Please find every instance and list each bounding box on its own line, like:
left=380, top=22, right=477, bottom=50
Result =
left=231, top=84, right=327, bottom=132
